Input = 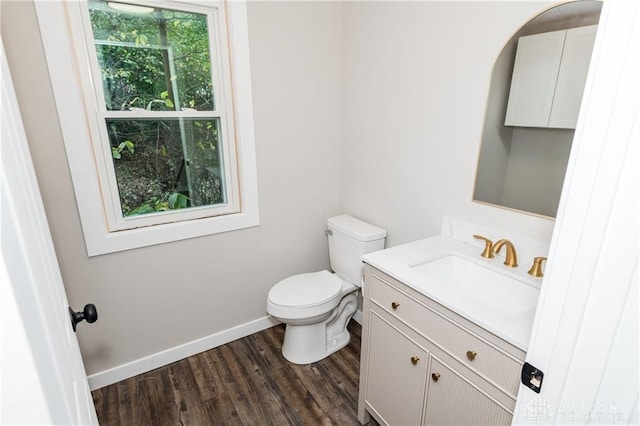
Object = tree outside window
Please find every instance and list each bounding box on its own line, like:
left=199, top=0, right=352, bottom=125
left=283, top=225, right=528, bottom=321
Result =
left=88, top=0, right=228, bottom=217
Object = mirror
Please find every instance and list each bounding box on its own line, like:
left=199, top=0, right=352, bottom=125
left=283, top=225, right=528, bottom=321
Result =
left=473, top=1, right=601, bottom=218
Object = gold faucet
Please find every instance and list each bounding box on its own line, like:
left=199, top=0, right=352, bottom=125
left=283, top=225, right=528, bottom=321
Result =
left=473, top=235, right=494, bottom=259
left=493, top=239, right=518, bottom=267
left=528, top=257, right=547, bottom=277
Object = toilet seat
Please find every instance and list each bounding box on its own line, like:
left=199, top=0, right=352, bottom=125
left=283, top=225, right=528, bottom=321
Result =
left=267, top=270, right=343, bottom=320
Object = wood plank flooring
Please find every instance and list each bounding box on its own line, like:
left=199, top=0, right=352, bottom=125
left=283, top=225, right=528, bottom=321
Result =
left=92, top=321, right=366, bottom=425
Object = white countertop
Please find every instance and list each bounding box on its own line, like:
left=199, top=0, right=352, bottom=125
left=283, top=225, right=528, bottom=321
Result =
left=361, top=235, right=541, bottom=351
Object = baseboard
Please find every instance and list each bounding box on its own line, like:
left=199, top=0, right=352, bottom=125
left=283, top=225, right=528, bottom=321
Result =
left=87, top=315, right=279, bottom=390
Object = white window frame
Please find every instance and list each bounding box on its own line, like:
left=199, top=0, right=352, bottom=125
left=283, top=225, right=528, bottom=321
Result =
left=82, top=1, right=240, bottom=231
left=34, top=0, right=259, bottom=256
left=81, top=1, right=240, bottom=231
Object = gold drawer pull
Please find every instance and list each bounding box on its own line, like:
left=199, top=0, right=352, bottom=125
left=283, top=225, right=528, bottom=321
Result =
left=431, top=372, right=441, bottom=382
left=410, top=356, right=420, bottom=365
left=391, top=302, right=400, bottom=310
left=466, top=350, right=477, bottom=361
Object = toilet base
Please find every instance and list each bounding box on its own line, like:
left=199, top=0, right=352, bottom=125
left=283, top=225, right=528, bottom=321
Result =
left=281, top=292, right=358, bottom=364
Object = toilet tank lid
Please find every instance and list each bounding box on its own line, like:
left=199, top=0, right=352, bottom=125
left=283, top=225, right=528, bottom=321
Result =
left=328, top=215, right=386, bottom=242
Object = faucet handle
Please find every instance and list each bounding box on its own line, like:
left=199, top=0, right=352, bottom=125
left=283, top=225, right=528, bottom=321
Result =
left=473, top=234, right=494, bottom=259
left=528, top=256, right=547, bottom=277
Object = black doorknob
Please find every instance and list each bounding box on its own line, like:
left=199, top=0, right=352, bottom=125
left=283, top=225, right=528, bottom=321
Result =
left=69, top=304, right=98, bottom=331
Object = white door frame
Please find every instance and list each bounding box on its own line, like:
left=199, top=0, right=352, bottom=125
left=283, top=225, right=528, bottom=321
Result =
left=513, top=0, right=639, bottom=423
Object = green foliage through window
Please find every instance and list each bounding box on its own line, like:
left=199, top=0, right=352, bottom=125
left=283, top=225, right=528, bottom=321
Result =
left=88, top=0, right=226, bottom=217
left=89, top=0, right=214, bottom=112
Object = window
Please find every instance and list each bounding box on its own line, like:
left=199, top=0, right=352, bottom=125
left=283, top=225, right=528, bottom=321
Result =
left=85, top=1, right=239, bottom=229
left=35, top=0, right=259, bottom=255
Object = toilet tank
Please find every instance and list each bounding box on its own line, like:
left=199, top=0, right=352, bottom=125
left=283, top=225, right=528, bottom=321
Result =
left=327, top=215, right=386, bottom=286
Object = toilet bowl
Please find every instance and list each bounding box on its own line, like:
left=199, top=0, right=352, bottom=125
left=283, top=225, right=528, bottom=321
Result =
left=267, top=270, right=359, bottom=364
left=266, top=215, right=386, bottom=364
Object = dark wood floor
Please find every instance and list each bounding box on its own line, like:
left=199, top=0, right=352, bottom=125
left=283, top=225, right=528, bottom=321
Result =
left=92, top=321, right=365, bottom=425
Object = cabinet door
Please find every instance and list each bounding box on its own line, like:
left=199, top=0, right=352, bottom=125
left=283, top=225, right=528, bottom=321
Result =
left=504, top=30, right=566, bottom=127
left=423, top=356, right=512, bottom=426
left=365, top=313, right=428, bottom=426
left=548, top=25, right=597, bottom=128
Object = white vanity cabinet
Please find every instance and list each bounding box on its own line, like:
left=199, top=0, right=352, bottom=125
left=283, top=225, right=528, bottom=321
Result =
left=365, top=313, right=428, bottom=425
left=358, top=265, right=526, bottom=426
left=504, top=25, right=597, bottom=129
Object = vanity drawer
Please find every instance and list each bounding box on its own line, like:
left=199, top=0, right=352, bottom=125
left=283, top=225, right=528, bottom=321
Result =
left=369, top=273, right=523, bottom=397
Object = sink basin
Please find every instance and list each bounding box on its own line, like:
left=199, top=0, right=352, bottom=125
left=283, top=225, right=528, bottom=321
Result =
left=411, top=254, right=539, bottom=318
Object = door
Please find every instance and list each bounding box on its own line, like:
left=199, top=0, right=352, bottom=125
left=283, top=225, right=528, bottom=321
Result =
left=513, top=1, right=639, bottom=423
left=0, top=39, right=98, bottom=424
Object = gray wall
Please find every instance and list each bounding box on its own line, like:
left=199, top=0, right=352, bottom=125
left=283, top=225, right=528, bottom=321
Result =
left=474, top=40, right=516, bottom=206
left=2, top=0, right=559, bottom=379
left=502, top=128, right=574, bottom=216
left=2, top=1, right=343, bottom=376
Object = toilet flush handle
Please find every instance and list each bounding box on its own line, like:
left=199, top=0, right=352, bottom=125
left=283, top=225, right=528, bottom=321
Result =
left=324, top=229, right=333, bottom=236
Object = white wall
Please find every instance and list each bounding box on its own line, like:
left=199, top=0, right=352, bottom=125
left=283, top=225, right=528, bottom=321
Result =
left=340, top=1, right=558, bottom=247
left=1, top=1, right=343, bottom=377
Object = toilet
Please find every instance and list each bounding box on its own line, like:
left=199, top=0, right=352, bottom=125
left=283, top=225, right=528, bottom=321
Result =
left=267, top=215, right=386, bottom=364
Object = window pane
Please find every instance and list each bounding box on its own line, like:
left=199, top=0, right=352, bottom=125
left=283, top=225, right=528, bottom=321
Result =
left=106, top=118, right=226, bottom=216
left=88, top=0, right=215, bottom=111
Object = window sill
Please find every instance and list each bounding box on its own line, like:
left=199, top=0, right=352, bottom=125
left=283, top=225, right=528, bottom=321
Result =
left=86, top=208, right=259, bottom=256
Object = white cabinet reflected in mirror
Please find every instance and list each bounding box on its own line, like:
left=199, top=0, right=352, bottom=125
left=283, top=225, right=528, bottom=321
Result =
left=473, top=1, right=601, bottom=218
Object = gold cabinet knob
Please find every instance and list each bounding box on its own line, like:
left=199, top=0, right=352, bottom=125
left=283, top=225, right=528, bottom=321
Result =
left=431, top=372, right=441, bottom=382
left=391, top=302, right=400, bottom=310
left=410, top=356, right=420, bottom=365
left=466, top=350, right=477, bottom=361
